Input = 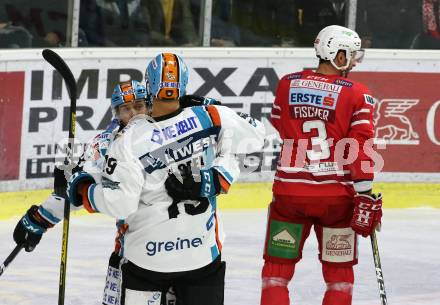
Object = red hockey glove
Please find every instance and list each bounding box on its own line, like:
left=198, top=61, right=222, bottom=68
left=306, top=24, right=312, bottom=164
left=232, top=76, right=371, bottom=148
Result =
left=350, top=193, right=382, bottom=237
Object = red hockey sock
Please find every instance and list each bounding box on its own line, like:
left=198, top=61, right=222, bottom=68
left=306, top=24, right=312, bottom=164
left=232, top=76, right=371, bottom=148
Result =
left=261, top=261, right=295, bottom=305
left=322, top=265, right=354, bottom=305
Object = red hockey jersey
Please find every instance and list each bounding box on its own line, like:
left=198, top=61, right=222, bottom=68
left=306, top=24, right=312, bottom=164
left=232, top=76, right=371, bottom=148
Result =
left=271, top=70, right=376, bottom=197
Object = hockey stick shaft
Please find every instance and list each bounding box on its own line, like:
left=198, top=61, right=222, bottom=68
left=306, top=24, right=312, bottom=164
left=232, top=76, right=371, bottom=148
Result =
left=42, top=49, right=77, bottom=305
left=371, top=231, right=388, bottom=305
left=0, top=244, right=24, bottom=277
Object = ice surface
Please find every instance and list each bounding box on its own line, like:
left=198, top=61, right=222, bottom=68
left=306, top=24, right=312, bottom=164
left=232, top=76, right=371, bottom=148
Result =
left=0, top=209, right=439, bottom=305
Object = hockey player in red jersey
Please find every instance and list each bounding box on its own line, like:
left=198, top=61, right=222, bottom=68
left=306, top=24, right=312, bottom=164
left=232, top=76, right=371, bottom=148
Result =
left=260, top=25, right=383, bottom=305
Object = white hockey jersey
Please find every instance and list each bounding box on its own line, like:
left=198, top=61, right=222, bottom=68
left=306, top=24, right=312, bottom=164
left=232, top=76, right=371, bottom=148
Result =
left=36, top=119, right=120, bottom=226
left=83, top=105, right=265, bottom=272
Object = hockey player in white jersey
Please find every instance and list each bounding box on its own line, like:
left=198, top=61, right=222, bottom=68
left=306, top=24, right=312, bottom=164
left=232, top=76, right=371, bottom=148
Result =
left=12, top=80, right=150, bottom=253
left=12, top=79, right=223, bottom=305
left=66, top=52, right=266, bottom=305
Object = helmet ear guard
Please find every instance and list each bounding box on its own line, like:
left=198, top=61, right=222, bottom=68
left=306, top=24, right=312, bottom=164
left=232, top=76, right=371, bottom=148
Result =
left=314, top=25, right=362, bottom=71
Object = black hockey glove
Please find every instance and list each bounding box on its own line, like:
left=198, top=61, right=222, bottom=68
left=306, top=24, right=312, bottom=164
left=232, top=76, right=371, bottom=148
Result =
left=179, top=95, right=221, bottom=107
left=53, top=166, right=68, bottom=198
left=13, top=205, right=50, bottom=252
left=165, top=164, right=221, bottom=201
left=53, top=162, right=82, bottom=198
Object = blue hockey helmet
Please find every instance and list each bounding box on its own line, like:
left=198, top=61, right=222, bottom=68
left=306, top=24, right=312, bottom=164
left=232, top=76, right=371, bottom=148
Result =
left=145, top=53, right=189, bottom=101
left=111, top=80, right=149, bottom=115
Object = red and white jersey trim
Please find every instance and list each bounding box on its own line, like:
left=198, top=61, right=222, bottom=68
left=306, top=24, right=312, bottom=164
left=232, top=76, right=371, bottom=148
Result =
left=350, top=120, right=370, bottom=127
left=274, top=176, right=353, bottom=185
left=277, top=166, right=350, bottom=176
left=352, top=108, right=370, bottom=116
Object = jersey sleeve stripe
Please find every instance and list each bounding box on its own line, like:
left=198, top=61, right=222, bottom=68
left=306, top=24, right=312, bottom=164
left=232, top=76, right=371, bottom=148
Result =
left=272, top=104, right=281, bottom=110
left=350, top=120, right=371, bottom=127
left=218, top=175, right=231, bottom=193
left=37, top=206, right=61, bottom=225
left=351, top=114, right=371, bottom=122
left=352, top=108, right=370, bottom=116
left=191, top=106, right=213, bottom=129
left=206, top=105, right=222, bottom=127
left=214, top=165, right=234, bottom=184
left=271, top=114, right=280, bottom=119
left=83, top=183, right=99, bottom=213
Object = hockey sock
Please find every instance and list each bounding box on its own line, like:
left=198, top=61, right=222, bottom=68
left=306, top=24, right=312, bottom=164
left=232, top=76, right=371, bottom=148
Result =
left=322, top=264, right=354, bottom=305
left=261, top=261, right=295, bottom=305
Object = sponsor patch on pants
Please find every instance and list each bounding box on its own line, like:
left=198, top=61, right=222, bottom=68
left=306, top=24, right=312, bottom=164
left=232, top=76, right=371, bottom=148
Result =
left=322, top=227, right=356, bottom=263
left=267, top=220, right=303, bottom=259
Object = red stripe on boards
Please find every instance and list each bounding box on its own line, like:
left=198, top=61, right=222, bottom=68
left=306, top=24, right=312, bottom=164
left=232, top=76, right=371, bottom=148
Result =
left=0, top=72, right=25, bottom=180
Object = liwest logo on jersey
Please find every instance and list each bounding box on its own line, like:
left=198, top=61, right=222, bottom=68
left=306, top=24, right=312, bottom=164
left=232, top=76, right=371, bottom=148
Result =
left=141, top=128, right=218, bottom=174
left=146, top=236, right=203, bottom=256
left=289, top=79, right=341, bottom=122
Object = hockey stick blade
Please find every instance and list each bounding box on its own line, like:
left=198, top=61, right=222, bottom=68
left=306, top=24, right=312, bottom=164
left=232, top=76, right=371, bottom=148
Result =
left=42, top=49, right=77, bottom=101
left=0, top=244, right=24, bottom=277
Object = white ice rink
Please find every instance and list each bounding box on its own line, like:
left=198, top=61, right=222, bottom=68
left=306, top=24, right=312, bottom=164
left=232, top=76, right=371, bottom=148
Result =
left=1, top=209, right=439, bottom=305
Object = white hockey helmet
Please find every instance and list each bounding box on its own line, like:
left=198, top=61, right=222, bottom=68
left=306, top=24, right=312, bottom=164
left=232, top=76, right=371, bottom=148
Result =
left=314, top=25, right=363, bottom=71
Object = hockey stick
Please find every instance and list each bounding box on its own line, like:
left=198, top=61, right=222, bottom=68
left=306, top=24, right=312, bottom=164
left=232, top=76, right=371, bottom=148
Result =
left=42, top=49, right=77, bottom=305
left=371, top=231, right=388, bottom=305
left=0, top=244, right=24, bottom=277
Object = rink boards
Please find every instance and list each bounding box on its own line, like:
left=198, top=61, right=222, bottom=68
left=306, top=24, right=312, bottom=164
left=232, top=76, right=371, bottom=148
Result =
left=1, top=48, right=440, bottom=193
left=0, top=182, right=439, bottom=220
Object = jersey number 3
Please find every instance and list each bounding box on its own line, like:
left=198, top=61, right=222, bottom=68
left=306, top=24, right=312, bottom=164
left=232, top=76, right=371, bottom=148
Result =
left=302, top=120, right=330, bottom=161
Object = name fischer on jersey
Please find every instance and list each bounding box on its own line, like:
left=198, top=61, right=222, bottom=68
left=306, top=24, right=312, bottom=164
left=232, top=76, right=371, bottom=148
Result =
left=291, top=106, right=331, bottom=121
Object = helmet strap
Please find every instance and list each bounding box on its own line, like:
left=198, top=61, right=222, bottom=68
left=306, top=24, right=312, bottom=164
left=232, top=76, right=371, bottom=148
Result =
left=330, top=53, right=352, bottom=75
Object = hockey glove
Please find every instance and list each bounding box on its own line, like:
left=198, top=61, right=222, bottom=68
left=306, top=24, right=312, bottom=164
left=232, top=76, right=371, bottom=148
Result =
left=350, top=193, right=383, bottom=237
left=165, top=165, right=221, bottom=201
left=13, top=205, right=51, bottom=252
left=53, top=162, right=82, bottom=198
left=179, top=94, right=221, bottom=107
left=67, top=171, right=95, bottom=207
left=53, top=166, right=68, bottom=198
